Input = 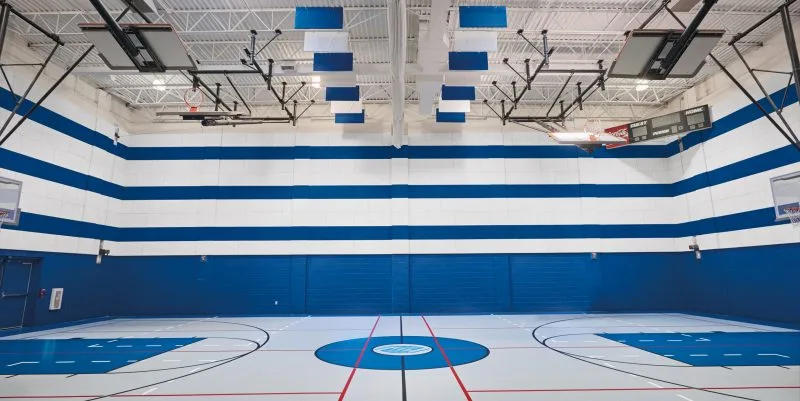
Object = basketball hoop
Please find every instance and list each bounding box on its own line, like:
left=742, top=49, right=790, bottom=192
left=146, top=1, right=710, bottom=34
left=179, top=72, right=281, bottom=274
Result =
left=787, top=207, right=800, bottom=228
left=184, top=88, right=204, bottom=112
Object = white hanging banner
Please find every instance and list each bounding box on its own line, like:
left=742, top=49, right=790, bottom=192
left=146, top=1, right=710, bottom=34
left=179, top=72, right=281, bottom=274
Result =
left=453, top=30, right=498, bottom=52
left=304, top=31, right=350, bottom=53
left=330, top=101, right=363, bottom=114
left=438, top=100, right=471, bottom=113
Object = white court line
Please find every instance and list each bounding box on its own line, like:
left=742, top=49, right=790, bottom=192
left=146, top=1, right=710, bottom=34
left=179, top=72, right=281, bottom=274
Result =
left=146, top=345, right=161, bottom=347
left=6, top=362, right=38, bottom=367
left=116, top=345, right=132, bottom=348
left=141, top=388, right=158, bottom=395
left=724, top=354, right=742, bottom=357
left=677, top=395, right=694, bottom=401
left=758, top=353, right=790, bottom=358
left=639, top=340, right=654, bottom=342
left=91, top=360, right=110, bottom=363
left=689, top=354, right=708, bottom=357
left=55, top=361, right=75, bottom=364
left=668, top=340, right=683, bottom=342
left=647, top=381, right=664, bottom=388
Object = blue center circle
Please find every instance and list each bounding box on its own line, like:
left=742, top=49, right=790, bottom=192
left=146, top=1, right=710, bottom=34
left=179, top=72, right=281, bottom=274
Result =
left=315, top=336, right=489, bottom=370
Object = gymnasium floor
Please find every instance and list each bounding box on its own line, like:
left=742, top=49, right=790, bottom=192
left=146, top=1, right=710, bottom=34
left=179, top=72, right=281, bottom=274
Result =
left=1, top=314, right=798, bottom=401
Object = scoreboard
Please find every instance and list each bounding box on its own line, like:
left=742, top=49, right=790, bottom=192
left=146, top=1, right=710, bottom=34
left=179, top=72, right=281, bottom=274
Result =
left=627, top=105, right=712, bottom=143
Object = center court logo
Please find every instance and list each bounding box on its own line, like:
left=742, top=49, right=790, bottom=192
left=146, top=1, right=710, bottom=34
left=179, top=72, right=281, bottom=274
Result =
left=373, top=344, right=433, bottom=356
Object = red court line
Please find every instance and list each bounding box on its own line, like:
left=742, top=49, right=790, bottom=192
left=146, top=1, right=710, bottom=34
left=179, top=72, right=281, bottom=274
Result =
left=337, top=315, right=381, bottom=401
left=0, top=392, right=341, bottom=399
left=421, top=316, right=473, bottom=401
left=3, top=387, right=798, bottom=399
left=469, top=385, right=800, bottom=393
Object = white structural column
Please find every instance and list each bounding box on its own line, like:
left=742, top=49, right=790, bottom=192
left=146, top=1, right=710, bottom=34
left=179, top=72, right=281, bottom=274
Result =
left=415, top=0, right=449, bottom=115
left=388, top=0, right=407, bottom=149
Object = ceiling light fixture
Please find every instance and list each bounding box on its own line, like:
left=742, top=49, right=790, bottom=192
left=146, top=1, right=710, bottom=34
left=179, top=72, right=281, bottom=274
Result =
left=311, top=75, right=321, bottom=89
left=635, top=79, right=649, bottom=92
left=152, top=78, right=166, bottom=91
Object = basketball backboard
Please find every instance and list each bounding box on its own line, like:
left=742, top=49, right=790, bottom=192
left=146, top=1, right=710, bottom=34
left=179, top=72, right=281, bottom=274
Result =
left=79, top=23, right=196, bottom=73
left=0, top=176, right=22, bottom=226
left=771, top=171, right=800, bottom=221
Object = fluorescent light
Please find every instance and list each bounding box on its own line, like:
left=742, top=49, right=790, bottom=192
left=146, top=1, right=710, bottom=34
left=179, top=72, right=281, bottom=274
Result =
left=311, top=75, right=321, bottom=89
left=153, top=79, right=166, bottom=91
left=635, top=79, right=649, bottom=92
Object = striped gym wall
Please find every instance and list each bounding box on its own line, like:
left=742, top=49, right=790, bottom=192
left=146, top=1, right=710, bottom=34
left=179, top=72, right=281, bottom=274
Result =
left=0, top=62, right=799, bottom=320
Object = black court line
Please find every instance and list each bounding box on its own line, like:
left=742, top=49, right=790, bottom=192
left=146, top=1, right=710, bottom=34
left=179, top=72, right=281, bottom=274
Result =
left=400, top=316, right=407, bottom=401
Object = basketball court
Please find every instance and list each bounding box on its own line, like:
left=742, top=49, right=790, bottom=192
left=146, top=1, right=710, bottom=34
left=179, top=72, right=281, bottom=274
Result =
left=0, top=0, right=799, bottom=400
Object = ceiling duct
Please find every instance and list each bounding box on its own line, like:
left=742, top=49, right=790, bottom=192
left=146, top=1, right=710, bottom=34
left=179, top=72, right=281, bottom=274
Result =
left=388, top=0, right=407, bottom=148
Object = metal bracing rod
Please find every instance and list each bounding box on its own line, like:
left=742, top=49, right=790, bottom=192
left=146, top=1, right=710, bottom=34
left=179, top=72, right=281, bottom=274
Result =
left=284, top=82, right=306, bottom=104
left=525, top=59, right=531, bottom=90
left=752, top=68, right=794, bottom=75
left=483, top=100, right=505, bottom=120
left=546, top=73, right=573, bottom=116
left=541, top=30, right=550, bottom=67
left=225, top=74, right=252, bottom=115
left=517, top=29, right=544, bottom=57
left=779, top=4, right=800, bottom=113
left=729, top=0, right=798, bottom=45
left=295, top=100, right=315, bottom=120
left=214, top=83, right=222, bottom=111
left=0, top=43, right=58, bottom=136
left=188, top=69, right=262, bottom=75
left=731, top=44, right=797, bottom=139
left=7, top=7, right=64, bottom=45
left=0, top=4, right=10, bottom=61
left=561, top=76, right=601, bottom=118
left=502, top=58, right=528, bottom=82
left=255, top=30, right=282, bottom=57
left=0, top=7, right=131, bottom=148
left=507, top=116, right=566, bottom=123
left=664, top=6, right=800, bottom=150
left=576, top=82, right=584, bottom=111
left=639, top=0, right=672, bottom=30
left=492, top=81, right=515, bottom=102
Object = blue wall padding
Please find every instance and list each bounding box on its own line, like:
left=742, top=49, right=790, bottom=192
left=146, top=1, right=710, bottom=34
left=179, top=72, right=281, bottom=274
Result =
left=459, top=6, right=507, bottom=28
left=335, top=110, right=365, bottom=124
left=436, top=108, right=466, bottom=123
left=294, top=7, right=344, bottom=29
left=326, top=86, right=360, bottom=101
left=448, top=51, right=489, bottom=70
left=441, top=85, right=476, bottom=100
left=313, top=52, right=353, bottom=71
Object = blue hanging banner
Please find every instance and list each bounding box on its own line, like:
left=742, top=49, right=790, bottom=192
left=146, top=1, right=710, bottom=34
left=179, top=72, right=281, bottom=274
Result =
left=436, top=109, right=466, bottom=123
left=459, top=6, right=507, bottom=28
left=326, top=86, right=360, bottom=101
left=335, top=110, right=365, bottom=124
left=441, top=85, right=476, bottom=101
left=314, top=53, right=354, bottom=72
left=295, top=7, right=344, bottom=29
left=448, top=52, right=489, bottom=71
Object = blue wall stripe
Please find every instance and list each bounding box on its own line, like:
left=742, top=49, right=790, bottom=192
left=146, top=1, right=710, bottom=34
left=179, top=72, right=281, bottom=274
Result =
left=3, top=142, right=798, bottom=201
left=3, top=85, right=796, bottom=162
left=3, top=206, right=790, bottom=242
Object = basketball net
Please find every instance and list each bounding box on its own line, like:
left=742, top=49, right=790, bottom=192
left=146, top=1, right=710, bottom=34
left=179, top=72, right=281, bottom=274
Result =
left=584, top=120, right=602, bottom=143
left=184, top=89, right=204, bottom=112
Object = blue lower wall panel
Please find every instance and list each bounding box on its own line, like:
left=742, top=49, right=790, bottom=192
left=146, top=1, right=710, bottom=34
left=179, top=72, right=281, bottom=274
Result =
left=306, top=255, right=393, bottom=314
left=682, top=243, right=800, bottom=323
left=0, top=250, right=112, bottom=327
left=410, top=255, right=506, bottom=313
left=6, top=244, right=799, bottom=323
